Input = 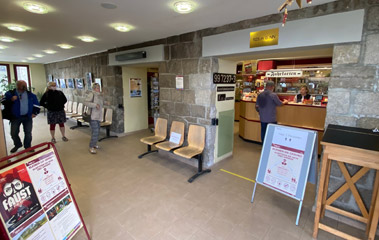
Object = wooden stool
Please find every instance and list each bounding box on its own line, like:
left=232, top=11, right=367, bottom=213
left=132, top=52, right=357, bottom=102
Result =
left=313, top=125, right=379, bottom=240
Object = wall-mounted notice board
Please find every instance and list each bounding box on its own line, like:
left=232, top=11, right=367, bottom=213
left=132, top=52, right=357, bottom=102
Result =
left=251, top=124, right=317, bottom=225
left=0, top=143, right=90, bottom=240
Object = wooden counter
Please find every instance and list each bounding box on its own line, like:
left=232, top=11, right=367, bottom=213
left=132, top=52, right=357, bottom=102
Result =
left=239, top=101, right=326, bottom=154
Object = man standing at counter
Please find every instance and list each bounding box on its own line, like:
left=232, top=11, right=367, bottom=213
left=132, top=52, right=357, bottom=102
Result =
left=256, top=81, right=288, bottom=143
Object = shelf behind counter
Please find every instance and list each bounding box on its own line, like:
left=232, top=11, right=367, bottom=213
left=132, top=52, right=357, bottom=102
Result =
left=239, top=100, right=326, bottom=154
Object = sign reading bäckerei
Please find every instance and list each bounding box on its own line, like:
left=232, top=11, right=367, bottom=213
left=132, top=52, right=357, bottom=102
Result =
left=250, top=28, right=279, bottom=48
left=266, top=71, right=303, bottom=78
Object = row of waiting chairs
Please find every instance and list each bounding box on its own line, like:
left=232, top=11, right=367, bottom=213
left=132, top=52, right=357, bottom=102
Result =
left=138, top=118, right=211, bottom=183
left=64, top=101, right=117, bottom=142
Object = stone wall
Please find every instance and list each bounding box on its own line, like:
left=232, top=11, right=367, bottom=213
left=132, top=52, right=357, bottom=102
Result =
left=325, top=1, right=379, bottom=214
left=158, top=33, right=218, bottom=166
left=44, top=52, right=124, bottom=133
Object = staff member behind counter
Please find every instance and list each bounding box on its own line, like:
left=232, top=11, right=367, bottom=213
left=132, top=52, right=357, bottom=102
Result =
left=295, top=86, right=311, bottom=103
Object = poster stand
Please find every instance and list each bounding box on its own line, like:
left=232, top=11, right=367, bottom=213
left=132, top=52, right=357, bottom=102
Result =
left=0, top=142, right=91, bottom=240
left=251, top=124, right=318, bottom=226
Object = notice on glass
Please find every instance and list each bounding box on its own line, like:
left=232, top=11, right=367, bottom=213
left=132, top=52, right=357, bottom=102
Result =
left=263, top=127, right=307, bottom=196
left=130, top=78, right=142, bottom=97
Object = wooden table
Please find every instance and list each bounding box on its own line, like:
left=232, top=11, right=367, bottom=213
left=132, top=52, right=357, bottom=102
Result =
left=313, top=125, right=379, bottom=240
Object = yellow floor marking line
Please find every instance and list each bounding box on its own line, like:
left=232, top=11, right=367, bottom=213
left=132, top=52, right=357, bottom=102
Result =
left=220, top=169, right=255, bottom=183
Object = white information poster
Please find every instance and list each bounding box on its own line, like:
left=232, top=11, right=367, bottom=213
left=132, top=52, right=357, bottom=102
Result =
left=175, top=76, right=184, bottom=90
left=263, top=127, right=307, bottom=196
left=13, top=211, right=55, bottom=240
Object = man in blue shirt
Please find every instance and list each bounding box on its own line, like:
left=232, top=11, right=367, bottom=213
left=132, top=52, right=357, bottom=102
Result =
left=256, top=81, right=288, bottom=144
left=4, top=80, right=40, bottom=153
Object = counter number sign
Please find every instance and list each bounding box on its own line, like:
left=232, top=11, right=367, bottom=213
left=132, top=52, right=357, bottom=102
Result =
left=213, top=73, right=236, bottom=84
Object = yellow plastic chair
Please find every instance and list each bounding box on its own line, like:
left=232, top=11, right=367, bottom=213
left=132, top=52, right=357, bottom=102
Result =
left=99, top=108, right=118, bottom=141
left=138, top=118, right=167, bottom=158
left=173, top=124, right=211, bottom=182
left=155, top=121, right=185, bottom=151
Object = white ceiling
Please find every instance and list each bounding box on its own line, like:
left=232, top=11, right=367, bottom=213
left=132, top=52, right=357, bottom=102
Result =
left=0, top=0, right=335, bottom=64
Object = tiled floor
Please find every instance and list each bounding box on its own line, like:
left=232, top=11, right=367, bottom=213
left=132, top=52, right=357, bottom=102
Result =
left=2, top=115, right=368, bottom=240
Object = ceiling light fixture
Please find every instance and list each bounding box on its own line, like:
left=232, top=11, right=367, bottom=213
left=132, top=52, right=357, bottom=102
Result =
left=4, top=24, right=29, bottom=32
left=0, top=45, right=8, bottom=49
left=22, top=60, right=28, bottom=62
left=44, top=49, right=57, bottom=54
left=78, top=36, right=97, bottom=42
left=110, top=23, right=133, bottom=32
left=173, top=1, right=194, bottom=14
left=58, top=44, right=73, bottom=49
left=0, top=36, right=16, bottom=42
left=34, top=54, right=44, bottom=58
left=307, top=0, right=312, bottom=4
left=27, top=57, right=35, bottom=60
left=23, top=2, right=49, bottom=14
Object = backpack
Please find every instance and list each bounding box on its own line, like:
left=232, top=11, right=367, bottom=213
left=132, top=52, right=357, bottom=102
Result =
left=1, top=90, right=16, bottom=120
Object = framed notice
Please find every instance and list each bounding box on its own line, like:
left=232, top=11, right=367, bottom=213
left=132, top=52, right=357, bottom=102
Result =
left=130, top=78, right=142, bottom=97
left=95, top=78, right=102, bottom=92
left=86, top=73, right=92, bottom=91
left=75, top=78, right=84, bottom=90
left=59, top=79, right=66, bottom=89
left=0, top=143, right=90, bottom=240
left=67, top=79, right=75, bottom=89
left=251, top=124, right=317, bottom=226
left=176, top=76, right=184, bottom=90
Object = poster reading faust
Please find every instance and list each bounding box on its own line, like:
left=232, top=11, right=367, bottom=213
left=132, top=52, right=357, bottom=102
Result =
left=0, top=164, right=42, bottom=233
left=263, top=127, right=308, bottom=196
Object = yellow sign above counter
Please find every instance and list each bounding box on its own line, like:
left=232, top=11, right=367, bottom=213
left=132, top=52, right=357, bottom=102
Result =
left=249, top=28, right=279, bottom=48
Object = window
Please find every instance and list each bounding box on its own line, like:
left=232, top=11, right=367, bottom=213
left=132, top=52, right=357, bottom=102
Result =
left=0, top=64, right=11, bottom=95
left=14, top=65, right=31, bottom=90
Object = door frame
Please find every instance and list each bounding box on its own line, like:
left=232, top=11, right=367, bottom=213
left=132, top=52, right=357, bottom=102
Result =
left=0, top=64, right=11, bottom=84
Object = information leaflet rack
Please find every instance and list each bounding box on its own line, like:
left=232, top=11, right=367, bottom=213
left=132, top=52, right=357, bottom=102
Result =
left=251, top=124, right=317, bottom=225
left=0, top=142, right=91, bottom=240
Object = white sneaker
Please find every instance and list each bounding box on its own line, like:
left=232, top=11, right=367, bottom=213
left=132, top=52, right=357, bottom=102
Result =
left=89, top=148, right=97, bottom=154
left=94, top=145, right=100, bottom=149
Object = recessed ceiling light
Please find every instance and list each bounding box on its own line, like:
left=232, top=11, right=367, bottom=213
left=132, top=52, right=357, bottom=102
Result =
left=101, top=3, right=117, bottom=9
left=22, top=60, right=28, bottom=62
left=34, top=54, right=44, bottom=58
left=173, top=1, right=195, bottom=14
left=0, top=45, right=8, bottom=49
left=0, top=36, right=16, bottom=42
left=110, top=23, right=134, bottom=32
left=3, top=24, right=29, bottom=32
left=23, top=2, right=49, bottom=14
left=57, top=44, right=73, bottom=49
left=27, top=57, right=35, bottom=60
left=78, top=36, right=97, bottom=42
left=44, top=49, right=57, bottom=54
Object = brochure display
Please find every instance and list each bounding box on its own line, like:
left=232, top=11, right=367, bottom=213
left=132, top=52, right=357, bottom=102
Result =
left=0, top=143, right=90, bottom=240
left=251, top=124, right=317, bottom=225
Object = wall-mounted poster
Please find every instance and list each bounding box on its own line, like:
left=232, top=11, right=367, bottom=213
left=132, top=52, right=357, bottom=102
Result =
left=54, top=79, right=60, bottom=88
left=130, top=78, right=142, bottom=97
left=67, top=78, right=75, bottom=89
left=59, top=79, right=66, bottom=89
left=76, top=78, right=84, bottom=90
left=95, top=78, right=102, bottom=92
left=48, top=75, right=53, bottom=82
left=86, top=73, right=92, bottom=91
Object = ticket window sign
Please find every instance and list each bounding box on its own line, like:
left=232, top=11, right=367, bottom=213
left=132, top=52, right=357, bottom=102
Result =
left=250, top=28, right=279, bottom=48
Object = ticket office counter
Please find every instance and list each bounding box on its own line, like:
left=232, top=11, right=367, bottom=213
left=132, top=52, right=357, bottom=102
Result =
left=239, top=101, right=326, bottom=154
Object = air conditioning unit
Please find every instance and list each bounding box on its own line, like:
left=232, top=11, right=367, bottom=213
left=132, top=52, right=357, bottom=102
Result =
left=115, top=51, right=147, bottom=61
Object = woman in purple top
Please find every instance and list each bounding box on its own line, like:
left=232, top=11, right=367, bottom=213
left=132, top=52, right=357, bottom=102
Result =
left=256, top=81, right=288, bottom=143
